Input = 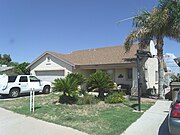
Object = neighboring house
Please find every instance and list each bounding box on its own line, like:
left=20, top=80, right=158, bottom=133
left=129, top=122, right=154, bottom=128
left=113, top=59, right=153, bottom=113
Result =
left=0, top=65, right=14, bottom=75
left=174, top=57, right=180, bottom=67
left=27, top=42, right=159, bottom=96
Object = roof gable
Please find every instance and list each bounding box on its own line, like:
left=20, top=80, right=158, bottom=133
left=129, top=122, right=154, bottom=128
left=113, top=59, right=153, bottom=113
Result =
left=27, top=51, right=75, bottom=69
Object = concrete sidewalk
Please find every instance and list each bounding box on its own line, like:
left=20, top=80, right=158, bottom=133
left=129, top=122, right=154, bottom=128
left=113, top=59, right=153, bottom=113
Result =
left=0, top=108, right=88, bottom=135
left=121, top=100, right=172, bottom=135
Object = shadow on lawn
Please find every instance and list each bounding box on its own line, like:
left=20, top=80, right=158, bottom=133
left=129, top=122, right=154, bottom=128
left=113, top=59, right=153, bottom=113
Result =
left=123, top=103, right=139, bottom=110
left=34, top=106, right=42, bottom=110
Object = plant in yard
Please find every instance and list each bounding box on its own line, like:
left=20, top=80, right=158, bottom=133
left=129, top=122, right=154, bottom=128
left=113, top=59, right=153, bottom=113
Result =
left=105, top=92, right=125, bottom=104
left=14, top=62, right=30, bottom=75
left=76, top=94, right=99, bottom=105
left=67, top=73, right=87, bottom=95
left=86, top=70, right=115, bottom=99
left=52, top=75, right=79, bottom=104
left=124, top=0, right=180, bottom=98
left=67, top=73, right=86, bottom=85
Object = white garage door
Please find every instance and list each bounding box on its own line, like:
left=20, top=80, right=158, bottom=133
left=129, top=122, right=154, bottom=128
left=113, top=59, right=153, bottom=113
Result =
left=35, top=70, right=65, bottom=82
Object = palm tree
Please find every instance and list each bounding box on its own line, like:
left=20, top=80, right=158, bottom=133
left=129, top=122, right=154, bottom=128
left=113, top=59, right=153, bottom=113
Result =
left=124, top=0, right=180, bottom=98
left=66, top=73, right=86, bottom=85
left=53, top=77, right=78, bottom=97
left=67, top=73, right=86, bottom=95
left=86, top=71, right=114, bottom=99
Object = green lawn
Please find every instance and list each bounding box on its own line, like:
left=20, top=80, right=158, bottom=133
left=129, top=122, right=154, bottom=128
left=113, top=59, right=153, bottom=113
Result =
left=0, top=93, right=154, bottom=135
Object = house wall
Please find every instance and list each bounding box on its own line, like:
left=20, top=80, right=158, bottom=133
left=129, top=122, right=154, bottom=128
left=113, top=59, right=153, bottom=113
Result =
left=73, top=68, right=96, bottom=77
left=144, top=58, right=158, bottom=90
left=130, top=58, right=158, bottom=96
left=114, top=68, right=132, bottom=85
left=30, top=54, right=73, bottom=82
left=75, top=67, right=132, bottom=85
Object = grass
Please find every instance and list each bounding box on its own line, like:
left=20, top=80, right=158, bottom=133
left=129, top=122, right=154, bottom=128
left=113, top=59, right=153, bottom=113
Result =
left=0, top=93, right=154, bottom=135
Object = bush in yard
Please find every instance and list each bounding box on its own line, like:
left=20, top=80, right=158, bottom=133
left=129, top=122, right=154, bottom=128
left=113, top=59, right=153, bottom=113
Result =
left=105, top=92, right=125, bottom=104
left=59, top=94, right=77, bottom=104
left=67, top=73, right=87, bottom=95
left=86, top=71, right=115, bottom=100
left=52, top=75, right=79, bottom=104
left=76, top=94, right=99, bottom=105
left=67, top=73, right=86, bottom=85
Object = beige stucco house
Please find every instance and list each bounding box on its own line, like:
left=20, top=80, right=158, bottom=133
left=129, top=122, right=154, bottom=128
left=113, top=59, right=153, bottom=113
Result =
left=27, top=43, right=159, bottom=96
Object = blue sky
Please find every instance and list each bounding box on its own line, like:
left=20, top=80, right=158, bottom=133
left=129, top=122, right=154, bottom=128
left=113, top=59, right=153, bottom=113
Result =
left=0, top=0, right=179, bottom=63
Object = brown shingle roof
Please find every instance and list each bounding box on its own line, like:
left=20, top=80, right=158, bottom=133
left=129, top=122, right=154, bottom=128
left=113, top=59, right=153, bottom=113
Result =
left=49, top=45, right=141, bottom=66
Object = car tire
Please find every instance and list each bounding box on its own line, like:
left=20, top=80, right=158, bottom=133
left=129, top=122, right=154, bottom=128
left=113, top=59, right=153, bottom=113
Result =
left=43, top=86, right=50, bottom=94
left=9, top=88, right=20, bottom=98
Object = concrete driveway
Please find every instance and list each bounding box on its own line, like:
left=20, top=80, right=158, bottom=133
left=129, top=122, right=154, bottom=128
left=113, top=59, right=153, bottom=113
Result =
left=122, top=100, right=172, bottom=135
left=0, top=108, right=88, bottom=135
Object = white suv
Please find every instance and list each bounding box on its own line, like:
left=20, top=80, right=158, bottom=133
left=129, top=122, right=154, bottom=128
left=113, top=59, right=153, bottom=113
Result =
left=0, top=74, right=51, bottom=98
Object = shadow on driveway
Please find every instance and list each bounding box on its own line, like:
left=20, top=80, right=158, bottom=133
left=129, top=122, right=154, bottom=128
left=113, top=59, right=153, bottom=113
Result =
left=158, top=115, right=170, bottom=135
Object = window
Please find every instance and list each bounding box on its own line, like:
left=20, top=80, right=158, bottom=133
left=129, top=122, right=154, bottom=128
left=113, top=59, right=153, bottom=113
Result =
left=47, top=56, right=51, bottom=62
left=127, top=69, right=132, bottom=79
left=30, top=76, right=40, bottom=82
left=46, top=56, right=51, bottom=65
left=8, top=76, right=17, bottom=83
left=102, top=69, right=114, bottom=80
left=19, top=76, right=28, bottom=82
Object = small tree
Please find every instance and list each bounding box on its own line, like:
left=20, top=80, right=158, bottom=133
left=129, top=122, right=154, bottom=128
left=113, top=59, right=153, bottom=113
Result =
left=67, top=73, right=86, bottom=95
left=86, top=71, right=114, bottom=99
left=66, top=73, right=86, bottom=85
left=14, top=62, right=30, bottom=75
left=0, top=54, right=12, bottom=65
left=52, top=74, right=80, bottom=104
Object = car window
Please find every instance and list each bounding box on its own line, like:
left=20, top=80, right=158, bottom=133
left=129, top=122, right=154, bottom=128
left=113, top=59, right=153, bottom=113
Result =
left=8, top=76, right=17, bottom=83
left=19, top=76, right=28, bottom=82
left=30, top=76, right=40, bottom=82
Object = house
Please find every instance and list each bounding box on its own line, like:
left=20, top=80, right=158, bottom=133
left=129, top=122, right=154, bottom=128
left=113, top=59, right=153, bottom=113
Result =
left=174, top=57, right=180, bottom=67
left=0, top=65, right=14, bottom=75
left=27, top=42, right=159, bottom=96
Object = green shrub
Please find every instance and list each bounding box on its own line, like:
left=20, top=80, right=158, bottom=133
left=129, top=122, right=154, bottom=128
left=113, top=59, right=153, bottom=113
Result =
left=105, top=92, right=125, bottom=104
left=67, top=73, right=86, bottom=85
left=76, top=95, right=99, bottom=105
left=86, top=71, right=114, bottom=99
left=59, top=95, right=78, bottom=104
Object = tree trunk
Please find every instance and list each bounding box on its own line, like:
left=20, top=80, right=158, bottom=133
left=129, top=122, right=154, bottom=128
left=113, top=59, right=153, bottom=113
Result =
left=158, top=58, right=164, bottom=99
left=98, top=89, right=104, bottom=100
left=157, top=36, right=164, bottom=99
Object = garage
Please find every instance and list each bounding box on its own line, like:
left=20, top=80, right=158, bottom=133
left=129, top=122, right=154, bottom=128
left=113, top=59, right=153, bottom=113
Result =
left=35, top=70, right=65, bottom=82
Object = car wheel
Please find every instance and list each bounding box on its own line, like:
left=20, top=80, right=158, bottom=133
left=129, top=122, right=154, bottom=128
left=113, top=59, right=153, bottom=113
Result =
left=43, top=86, right=50, bottom=94
left=9, top=88, right=20, bottom=98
